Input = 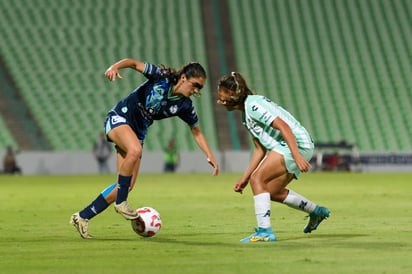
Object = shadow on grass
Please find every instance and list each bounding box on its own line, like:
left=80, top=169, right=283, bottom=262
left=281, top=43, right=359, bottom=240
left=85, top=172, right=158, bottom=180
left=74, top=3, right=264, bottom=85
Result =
left=92, top=232, right=372, bottom=249
left=11, top=232, right=404, bottom=252
left=280, top=233, right=369, bottom=241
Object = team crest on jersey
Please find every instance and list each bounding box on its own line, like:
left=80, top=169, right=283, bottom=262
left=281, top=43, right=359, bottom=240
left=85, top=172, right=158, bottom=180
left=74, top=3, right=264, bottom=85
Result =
left=169, top=105, right=178, bottom=114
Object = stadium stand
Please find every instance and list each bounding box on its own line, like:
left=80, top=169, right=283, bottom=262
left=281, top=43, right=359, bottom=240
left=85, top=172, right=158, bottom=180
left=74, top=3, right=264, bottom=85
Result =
left=0, top=116, right=18, bottom=150
left=228, top=0, right=411, bottom=152
left=0, top=0, right=217, bottom=151
left=0, top=0, right=411, bottom=153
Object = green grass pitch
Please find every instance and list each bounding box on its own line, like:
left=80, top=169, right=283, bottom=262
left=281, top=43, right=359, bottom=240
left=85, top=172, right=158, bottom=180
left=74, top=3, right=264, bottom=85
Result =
left=0, top=172, right=411, bottom=273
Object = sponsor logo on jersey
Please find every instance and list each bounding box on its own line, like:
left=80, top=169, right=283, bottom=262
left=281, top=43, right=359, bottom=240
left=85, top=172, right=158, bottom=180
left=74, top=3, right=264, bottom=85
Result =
left=246, top=117, right=262, bottom=133
left=137, top=103, right=153, bottom=122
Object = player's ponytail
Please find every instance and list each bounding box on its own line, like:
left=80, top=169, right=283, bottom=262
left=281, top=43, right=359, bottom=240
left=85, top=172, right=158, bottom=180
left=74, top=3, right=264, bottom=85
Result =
left=231, top=72, right=241, bottom=94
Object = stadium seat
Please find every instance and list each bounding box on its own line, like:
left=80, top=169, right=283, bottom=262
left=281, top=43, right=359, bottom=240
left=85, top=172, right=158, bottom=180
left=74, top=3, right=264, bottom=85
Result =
left=227, top=0, right=412, bottom=152
left=0, top=116, right=18, bottom=150
left=0, top=0, right=217, bottom=151
left=1, top=0, right=410, bottom=152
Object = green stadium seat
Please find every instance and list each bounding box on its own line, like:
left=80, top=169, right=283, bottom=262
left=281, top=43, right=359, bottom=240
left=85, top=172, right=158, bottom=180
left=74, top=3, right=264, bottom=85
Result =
left=0, top=0, right=217, bottom=151
left=228, top=0, right=412, bottom=152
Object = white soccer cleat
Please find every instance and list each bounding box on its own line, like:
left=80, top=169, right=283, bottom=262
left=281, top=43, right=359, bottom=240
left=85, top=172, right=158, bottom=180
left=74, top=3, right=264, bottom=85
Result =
left=114, top=201, right=139, bottom=220
left=70, top=212, right=93, bottom=239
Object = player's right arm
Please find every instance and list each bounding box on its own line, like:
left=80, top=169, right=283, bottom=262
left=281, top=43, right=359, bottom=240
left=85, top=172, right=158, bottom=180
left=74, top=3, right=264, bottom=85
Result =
left=104, top=58, right=146, bottom=81
left=190, top=125, right=219, bottom=176
left=233, top=137, right=266, bottom=194
left=271, top=117, right=311, bottom=173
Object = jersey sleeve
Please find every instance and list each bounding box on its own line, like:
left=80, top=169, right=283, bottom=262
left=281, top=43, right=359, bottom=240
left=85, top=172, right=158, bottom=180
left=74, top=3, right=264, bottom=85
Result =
left=178, top=99, right=199, bottom=128
left=142, top=63, right=164, bottom=81
left=247, top=96, right=278, bottom=126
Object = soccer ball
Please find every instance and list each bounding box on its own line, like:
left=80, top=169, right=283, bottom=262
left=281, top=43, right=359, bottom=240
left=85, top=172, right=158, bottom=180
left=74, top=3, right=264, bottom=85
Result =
left=131, top=207, right=162, bottom=237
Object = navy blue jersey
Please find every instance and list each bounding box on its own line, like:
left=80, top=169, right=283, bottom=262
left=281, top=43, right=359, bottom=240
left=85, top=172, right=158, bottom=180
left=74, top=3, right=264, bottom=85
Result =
left=106, top=63, right=199, bottom=141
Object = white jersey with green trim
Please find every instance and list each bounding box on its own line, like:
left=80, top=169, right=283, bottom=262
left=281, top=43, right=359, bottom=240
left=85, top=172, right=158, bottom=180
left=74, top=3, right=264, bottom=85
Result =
left=242, top=95, right=313, bottom=150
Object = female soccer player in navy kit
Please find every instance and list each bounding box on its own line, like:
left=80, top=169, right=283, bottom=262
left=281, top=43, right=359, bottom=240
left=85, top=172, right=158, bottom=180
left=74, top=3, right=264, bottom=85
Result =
left=70, top=58, right=219, bottom=238
left=217, top=72, right=329, bottom=242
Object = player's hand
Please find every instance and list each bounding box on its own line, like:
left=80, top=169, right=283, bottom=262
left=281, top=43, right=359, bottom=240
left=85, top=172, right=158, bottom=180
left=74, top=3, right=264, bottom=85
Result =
left=295, top=154, right=311, bottom=173
left=207, top=158, right=219, bottom=176
left=233, top=180, right=248, bottom=194
left=104, top=66, right=123, bottom=81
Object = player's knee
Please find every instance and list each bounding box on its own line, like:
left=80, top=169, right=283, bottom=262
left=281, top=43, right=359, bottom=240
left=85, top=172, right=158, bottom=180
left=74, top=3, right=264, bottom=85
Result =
left=126, top=147, right=142, bottom=162
left=270, top=192, right=285, bottom=202
left=249, top=172, right=263, bottom=188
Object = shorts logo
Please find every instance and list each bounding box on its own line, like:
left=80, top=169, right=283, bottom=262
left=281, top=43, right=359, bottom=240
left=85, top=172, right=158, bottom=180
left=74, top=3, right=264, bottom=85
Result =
left=121, top=107, right=128, bottom=113
left=111, top=115, right=126, bottom=125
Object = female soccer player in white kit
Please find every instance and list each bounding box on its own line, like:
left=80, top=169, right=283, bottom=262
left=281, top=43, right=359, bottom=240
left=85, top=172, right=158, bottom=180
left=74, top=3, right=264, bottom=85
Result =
left=217, top=72, right=330, bottom=242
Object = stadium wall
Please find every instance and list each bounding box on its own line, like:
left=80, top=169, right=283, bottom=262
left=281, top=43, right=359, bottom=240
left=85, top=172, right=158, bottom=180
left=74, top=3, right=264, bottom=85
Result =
left=9, top=151, right=248, bottom=175
left=5, top=151, right=412, bottom=175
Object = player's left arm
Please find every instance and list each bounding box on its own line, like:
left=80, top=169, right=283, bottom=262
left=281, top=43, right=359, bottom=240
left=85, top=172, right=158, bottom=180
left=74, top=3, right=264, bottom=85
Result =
left=272, top=117, right=311, bottom=172
left=190, top=125, right=219, bottom=176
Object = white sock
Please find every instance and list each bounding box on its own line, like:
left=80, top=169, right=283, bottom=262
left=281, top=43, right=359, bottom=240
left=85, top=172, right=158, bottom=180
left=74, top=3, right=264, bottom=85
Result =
left=282, top=189, right=316, bottom=213
left=254, top=192, right=271, bottom=229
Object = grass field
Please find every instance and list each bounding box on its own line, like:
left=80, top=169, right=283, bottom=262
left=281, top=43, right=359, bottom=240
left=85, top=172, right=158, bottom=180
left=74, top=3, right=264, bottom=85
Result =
left=0, top=172, right=411, bottom=274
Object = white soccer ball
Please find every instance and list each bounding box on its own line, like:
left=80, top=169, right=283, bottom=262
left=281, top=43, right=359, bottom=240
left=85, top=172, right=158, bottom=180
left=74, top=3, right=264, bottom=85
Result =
left=131, top=207, right=162, bottom=237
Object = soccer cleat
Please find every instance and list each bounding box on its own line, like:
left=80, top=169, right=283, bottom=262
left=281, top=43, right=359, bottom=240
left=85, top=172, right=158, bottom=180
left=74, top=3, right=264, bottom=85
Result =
left=114, top=201, right=139, bottom=220
left=70, top=212, right=93, bottom=239
left=240, top=227, right=277, bottom=243
left=303, top=206, right=330, bottom=233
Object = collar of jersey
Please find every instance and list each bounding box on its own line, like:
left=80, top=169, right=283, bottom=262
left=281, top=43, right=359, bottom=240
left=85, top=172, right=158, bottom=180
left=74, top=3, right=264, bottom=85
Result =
left=168, top=86, right=184, bottom=101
